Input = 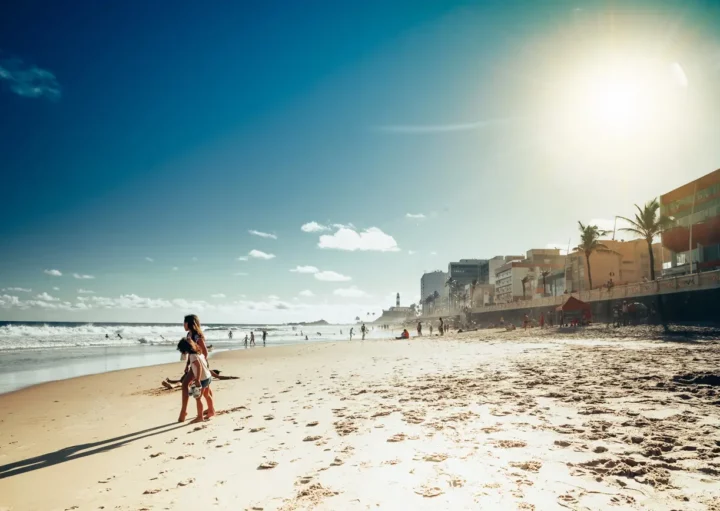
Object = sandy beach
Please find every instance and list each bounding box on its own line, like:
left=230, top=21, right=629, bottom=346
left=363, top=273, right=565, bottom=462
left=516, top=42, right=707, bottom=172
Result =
left=1, top=327, right=719, bottom=511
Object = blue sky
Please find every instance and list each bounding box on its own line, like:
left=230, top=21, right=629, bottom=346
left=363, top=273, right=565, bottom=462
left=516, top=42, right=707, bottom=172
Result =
left=2, top=0, right=720, bottom=323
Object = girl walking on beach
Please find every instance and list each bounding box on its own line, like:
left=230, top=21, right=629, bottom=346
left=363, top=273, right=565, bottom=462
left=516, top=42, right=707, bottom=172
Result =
left=178, top=314, right=215, bottom=422
left=177, top=338, right=215, bottom=423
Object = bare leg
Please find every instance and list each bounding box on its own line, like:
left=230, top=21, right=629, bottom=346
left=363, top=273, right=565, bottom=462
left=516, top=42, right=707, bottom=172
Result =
left=178, top=373, right=190, bottom=422
left=204, top=387, right=215, bottom=419
left=190, top=394, right=204, bottom=424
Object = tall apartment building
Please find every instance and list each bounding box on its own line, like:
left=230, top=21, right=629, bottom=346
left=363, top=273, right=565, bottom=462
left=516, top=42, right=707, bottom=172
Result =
left=660, top=168, right=720, bottom=273
left=448, top=259, right=489, bottom=287
left=494, top=249, right=565, bottom=303
left=487, top=255, right=524, bottom=285
left=420, top=270, right=448, bottom=302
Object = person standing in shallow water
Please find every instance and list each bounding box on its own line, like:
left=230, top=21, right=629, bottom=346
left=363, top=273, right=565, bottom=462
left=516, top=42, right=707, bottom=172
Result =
left=262, top=330, right=267, bottom=346
left=250, top=331, right=255, bottom=346
left=178, top=314, right=215, bottom=423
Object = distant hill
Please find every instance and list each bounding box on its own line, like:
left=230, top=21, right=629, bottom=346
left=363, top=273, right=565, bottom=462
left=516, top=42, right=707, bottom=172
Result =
left=288, top=319, right=329, bottom=326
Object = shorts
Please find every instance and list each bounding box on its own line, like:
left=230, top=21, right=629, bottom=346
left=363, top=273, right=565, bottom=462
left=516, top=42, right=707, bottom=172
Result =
left=200, top=377, right=212, bottom=388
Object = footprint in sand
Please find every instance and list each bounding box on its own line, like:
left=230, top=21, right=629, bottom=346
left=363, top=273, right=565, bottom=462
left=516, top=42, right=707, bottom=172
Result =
left=177, top=478, right=194, bottom=487
left=303, top=435, right=322, bottom=442
left=414, top=486, right=444, bottom=498
left=422, top=453, right=448, bottom=462
left=387, top=433, right=406, bottom=443
left=509, top=461, right=542, bottom=472
left=250, top=427, right=266, bottom=433
left=330, top=457, right=344, bottom=466
left=143, top=489, right=162, bottom=495
left=495, top=440, right=527, bottom=448
left=306, top=421, right=319, bottom=427
left=264, top=415, right=275, bottom=420
left=258, top=461, right=278, bottom=470
left=149, top=452, right=164, bottom=458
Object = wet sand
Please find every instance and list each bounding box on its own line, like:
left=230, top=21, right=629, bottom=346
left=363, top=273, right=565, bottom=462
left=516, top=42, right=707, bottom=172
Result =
left=1, top=327, right=719, bottom=510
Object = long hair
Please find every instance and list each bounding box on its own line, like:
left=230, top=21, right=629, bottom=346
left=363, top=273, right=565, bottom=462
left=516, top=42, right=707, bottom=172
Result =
left=177, top=338, right=200, bottom=354
left=184, top=314, right=205, bottom=342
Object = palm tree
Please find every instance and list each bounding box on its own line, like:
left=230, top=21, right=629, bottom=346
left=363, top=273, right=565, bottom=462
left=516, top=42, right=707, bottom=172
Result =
left=540, top=270, right=551, bottom=296
left=574, top=222, right=609, bottom=290
left=521, top=275, right=530, bottom=300
left=619, top=199, right=674, bottom=281
left=470, top=279, right=478, bottom=306
left=445, top=277, right=460, bottom=310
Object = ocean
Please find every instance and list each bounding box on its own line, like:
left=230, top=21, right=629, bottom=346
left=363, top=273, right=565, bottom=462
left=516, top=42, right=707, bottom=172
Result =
left=0, top=321, right=389, bottom=394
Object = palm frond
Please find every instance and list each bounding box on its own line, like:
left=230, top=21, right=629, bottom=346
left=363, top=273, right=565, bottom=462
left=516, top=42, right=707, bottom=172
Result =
left=617, top=215, right=643, bottom=231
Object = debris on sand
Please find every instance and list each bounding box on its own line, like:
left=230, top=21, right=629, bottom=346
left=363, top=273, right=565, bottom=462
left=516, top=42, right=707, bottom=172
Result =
left=509, top=461, right=542, bottom=472
left=495, top=440, right=527, bottom=449
left=414, top=486, right=444, bottom=498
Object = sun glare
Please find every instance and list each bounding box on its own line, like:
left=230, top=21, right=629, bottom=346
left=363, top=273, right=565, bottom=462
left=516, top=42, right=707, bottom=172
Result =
left=548, top=52, right=687, bottom=144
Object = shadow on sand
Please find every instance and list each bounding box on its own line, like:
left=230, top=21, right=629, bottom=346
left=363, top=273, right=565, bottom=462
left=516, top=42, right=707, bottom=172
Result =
left=0, top=422, right=185, bottom=480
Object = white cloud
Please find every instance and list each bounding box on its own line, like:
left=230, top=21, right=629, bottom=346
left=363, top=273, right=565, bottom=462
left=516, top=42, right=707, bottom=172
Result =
left=301, top=221, right=330, bottom=233
left=172, top=298, right=211, bottom=311
left=233, top=272, right=249, bottom=276
left=35, top=292, right=59, bottom=301
left=318, top=227, right=399, bottom=252
left=0, top=57, right=61, bottom=101
left=0, top=294, right=22, bottom=308
left=268, top=294, right=280, bottom=300
left=408, top=250, right=417, bottom=255
left=2, top=287, right=31, bottom=292
left=406, top=213, right=425, bottom=219
left=333, top=286, right=370, bottom=298
left=290, top=265, right=319, bottom=274
left=248, top=249, right=275, bottom=260
left=211, top=293, right=226, bottom=299
left=299, top=290, right=314, bottom=297
left=237, top=256, right=249, bottom=261
left=375, top=117, right=515, bottom=134
left=44, top=269, right=62, bottom=277
left=77, top=289, right=94, bottom=294
left=430, top=251, right=437, bottom=256
left=73, top=273, right=95, bottom=280
left=172, top=267, right=179, bottom=271
left=81, top=294, right=173, bottom=309
left=314, top=271, right=352, bottom=282
left=249, top=230, right=277, bottom=240
left=145, top=257, right=154, bottom=262
left=53, top=287, right=60, bottom=291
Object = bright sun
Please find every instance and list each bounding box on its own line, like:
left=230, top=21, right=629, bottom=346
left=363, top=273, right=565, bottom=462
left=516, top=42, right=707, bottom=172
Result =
left=555, top=54, right=687, bottom=141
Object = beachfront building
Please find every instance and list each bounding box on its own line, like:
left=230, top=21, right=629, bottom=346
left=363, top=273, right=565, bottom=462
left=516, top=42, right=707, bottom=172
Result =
left=488, top=255, right=524, bottom=285
left=660, top=168, right=720, bottom=274
left=469, top=283, right=497, bottom=306
left=420, top=270, right=448, bottom=303
left=545, top=268, right=567, bottom=296
left=565, top=239, right=662, bottom=292
left=448, top=259, right=489, bottom=286
left=494, top=249, right=566, bottom=303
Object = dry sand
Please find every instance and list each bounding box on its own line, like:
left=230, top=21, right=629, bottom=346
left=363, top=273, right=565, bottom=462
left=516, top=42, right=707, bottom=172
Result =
left=1, top=327, right=719, bottom=510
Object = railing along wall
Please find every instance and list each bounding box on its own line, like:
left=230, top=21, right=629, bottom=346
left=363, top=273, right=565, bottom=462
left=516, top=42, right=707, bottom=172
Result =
left=467, top=269, right=720, bottom=315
